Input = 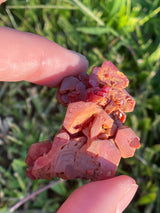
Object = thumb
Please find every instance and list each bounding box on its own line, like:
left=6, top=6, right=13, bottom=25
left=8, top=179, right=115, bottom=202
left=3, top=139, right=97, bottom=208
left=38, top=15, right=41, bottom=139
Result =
left=58, top=175, right=138, bottom=213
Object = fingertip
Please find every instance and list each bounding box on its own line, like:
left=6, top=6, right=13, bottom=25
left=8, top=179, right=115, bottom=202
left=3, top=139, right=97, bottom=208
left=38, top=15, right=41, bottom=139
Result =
left=58, top=176, right=138, bottom=213
left=116, top=183, right=138, bottom=213
left=32, top=49, right=89, bottom=87
left=0, top=0, right=7, bottom=5
left=0, top=27, right=88, bottom=87
left=70, top=50, right=89, bottom=71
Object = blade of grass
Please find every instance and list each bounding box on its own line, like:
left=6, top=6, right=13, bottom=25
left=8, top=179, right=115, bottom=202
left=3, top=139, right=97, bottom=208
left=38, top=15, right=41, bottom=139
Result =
left=76, top=26, right=119, bottom=37
left=76, top=26, right=130, bottom=47
left=6, top=135, right=23, bottom=145
left=139, top=6, right=160, bottom=26
left=58, top=16, right=81, bottom=48
left=126, top=0, right=131, bottom=17
left=9, top=10, right=35, bottom=32
left=72, top=0, right=104, bottom=26
left=0, top=82, right=8, bottom=100
left=0, top=13, right=9, bottom=26
left=14, top=172, right=26, bottom=191
left=6, top=5, right=78, bottom=10
left=147, top=44, right=160, bottom=64
left=108, top=0, right=126, bottom=17
left=5, top=7, right=18, bottom=29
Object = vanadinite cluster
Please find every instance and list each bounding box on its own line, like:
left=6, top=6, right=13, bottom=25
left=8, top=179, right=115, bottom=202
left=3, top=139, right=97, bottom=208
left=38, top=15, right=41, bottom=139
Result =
left=26, top=61, right=140, bottom=181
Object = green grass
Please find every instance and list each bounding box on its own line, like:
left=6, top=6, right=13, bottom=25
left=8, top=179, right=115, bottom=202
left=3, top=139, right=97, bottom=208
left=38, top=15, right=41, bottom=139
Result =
left=0, top=0, right=160, bottom=212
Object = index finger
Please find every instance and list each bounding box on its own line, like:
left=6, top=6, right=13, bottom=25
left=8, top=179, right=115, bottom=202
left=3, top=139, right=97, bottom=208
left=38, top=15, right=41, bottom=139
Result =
left=0, top=27, right=88, bottom=87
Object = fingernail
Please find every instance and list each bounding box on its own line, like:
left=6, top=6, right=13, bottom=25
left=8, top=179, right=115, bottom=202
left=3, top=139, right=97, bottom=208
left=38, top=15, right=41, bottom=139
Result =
left=70, top=50, right=89, bottom=67
left=70, top=50, right=85, bottom=58
left=116, top=183, right=138, bottom=213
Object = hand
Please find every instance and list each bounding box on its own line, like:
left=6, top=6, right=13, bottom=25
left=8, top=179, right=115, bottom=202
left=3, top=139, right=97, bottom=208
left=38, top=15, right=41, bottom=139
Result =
left=0, top=27, right=138, bottom=213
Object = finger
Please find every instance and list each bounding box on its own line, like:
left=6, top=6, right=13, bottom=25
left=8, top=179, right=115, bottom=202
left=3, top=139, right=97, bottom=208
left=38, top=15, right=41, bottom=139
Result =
left=0, top=0, right=7, bottom=5
left=58, top=175, right=138, bottom=213
left=0, top=27, right=88, bottom=87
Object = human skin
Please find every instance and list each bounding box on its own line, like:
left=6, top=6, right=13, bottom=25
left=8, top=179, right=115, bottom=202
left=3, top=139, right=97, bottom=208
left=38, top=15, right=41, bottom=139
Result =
left=0, top=0, right=7, bottom=5
left=0, top=27, right=138, bottom=213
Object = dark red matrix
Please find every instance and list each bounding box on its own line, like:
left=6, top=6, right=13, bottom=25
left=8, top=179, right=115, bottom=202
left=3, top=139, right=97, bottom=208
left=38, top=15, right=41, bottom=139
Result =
left=26, top=61, right=140, bottom=181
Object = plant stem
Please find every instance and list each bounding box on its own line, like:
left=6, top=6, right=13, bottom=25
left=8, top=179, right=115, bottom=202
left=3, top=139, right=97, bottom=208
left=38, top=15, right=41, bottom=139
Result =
left=9, top=179, right=64, bottom=212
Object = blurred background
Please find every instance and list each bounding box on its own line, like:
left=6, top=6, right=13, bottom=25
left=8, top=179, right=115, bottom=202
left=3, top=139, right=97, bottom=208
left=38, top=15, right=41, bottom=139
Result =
left=0, top=0, right=160, bottom=212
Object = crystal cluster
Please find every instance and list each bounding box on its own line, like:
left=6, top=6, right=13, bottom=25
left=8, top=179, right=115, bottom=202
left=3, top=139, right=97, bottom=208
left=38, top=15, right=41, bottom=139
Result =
left=26, top=61, right=140, bottom=181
